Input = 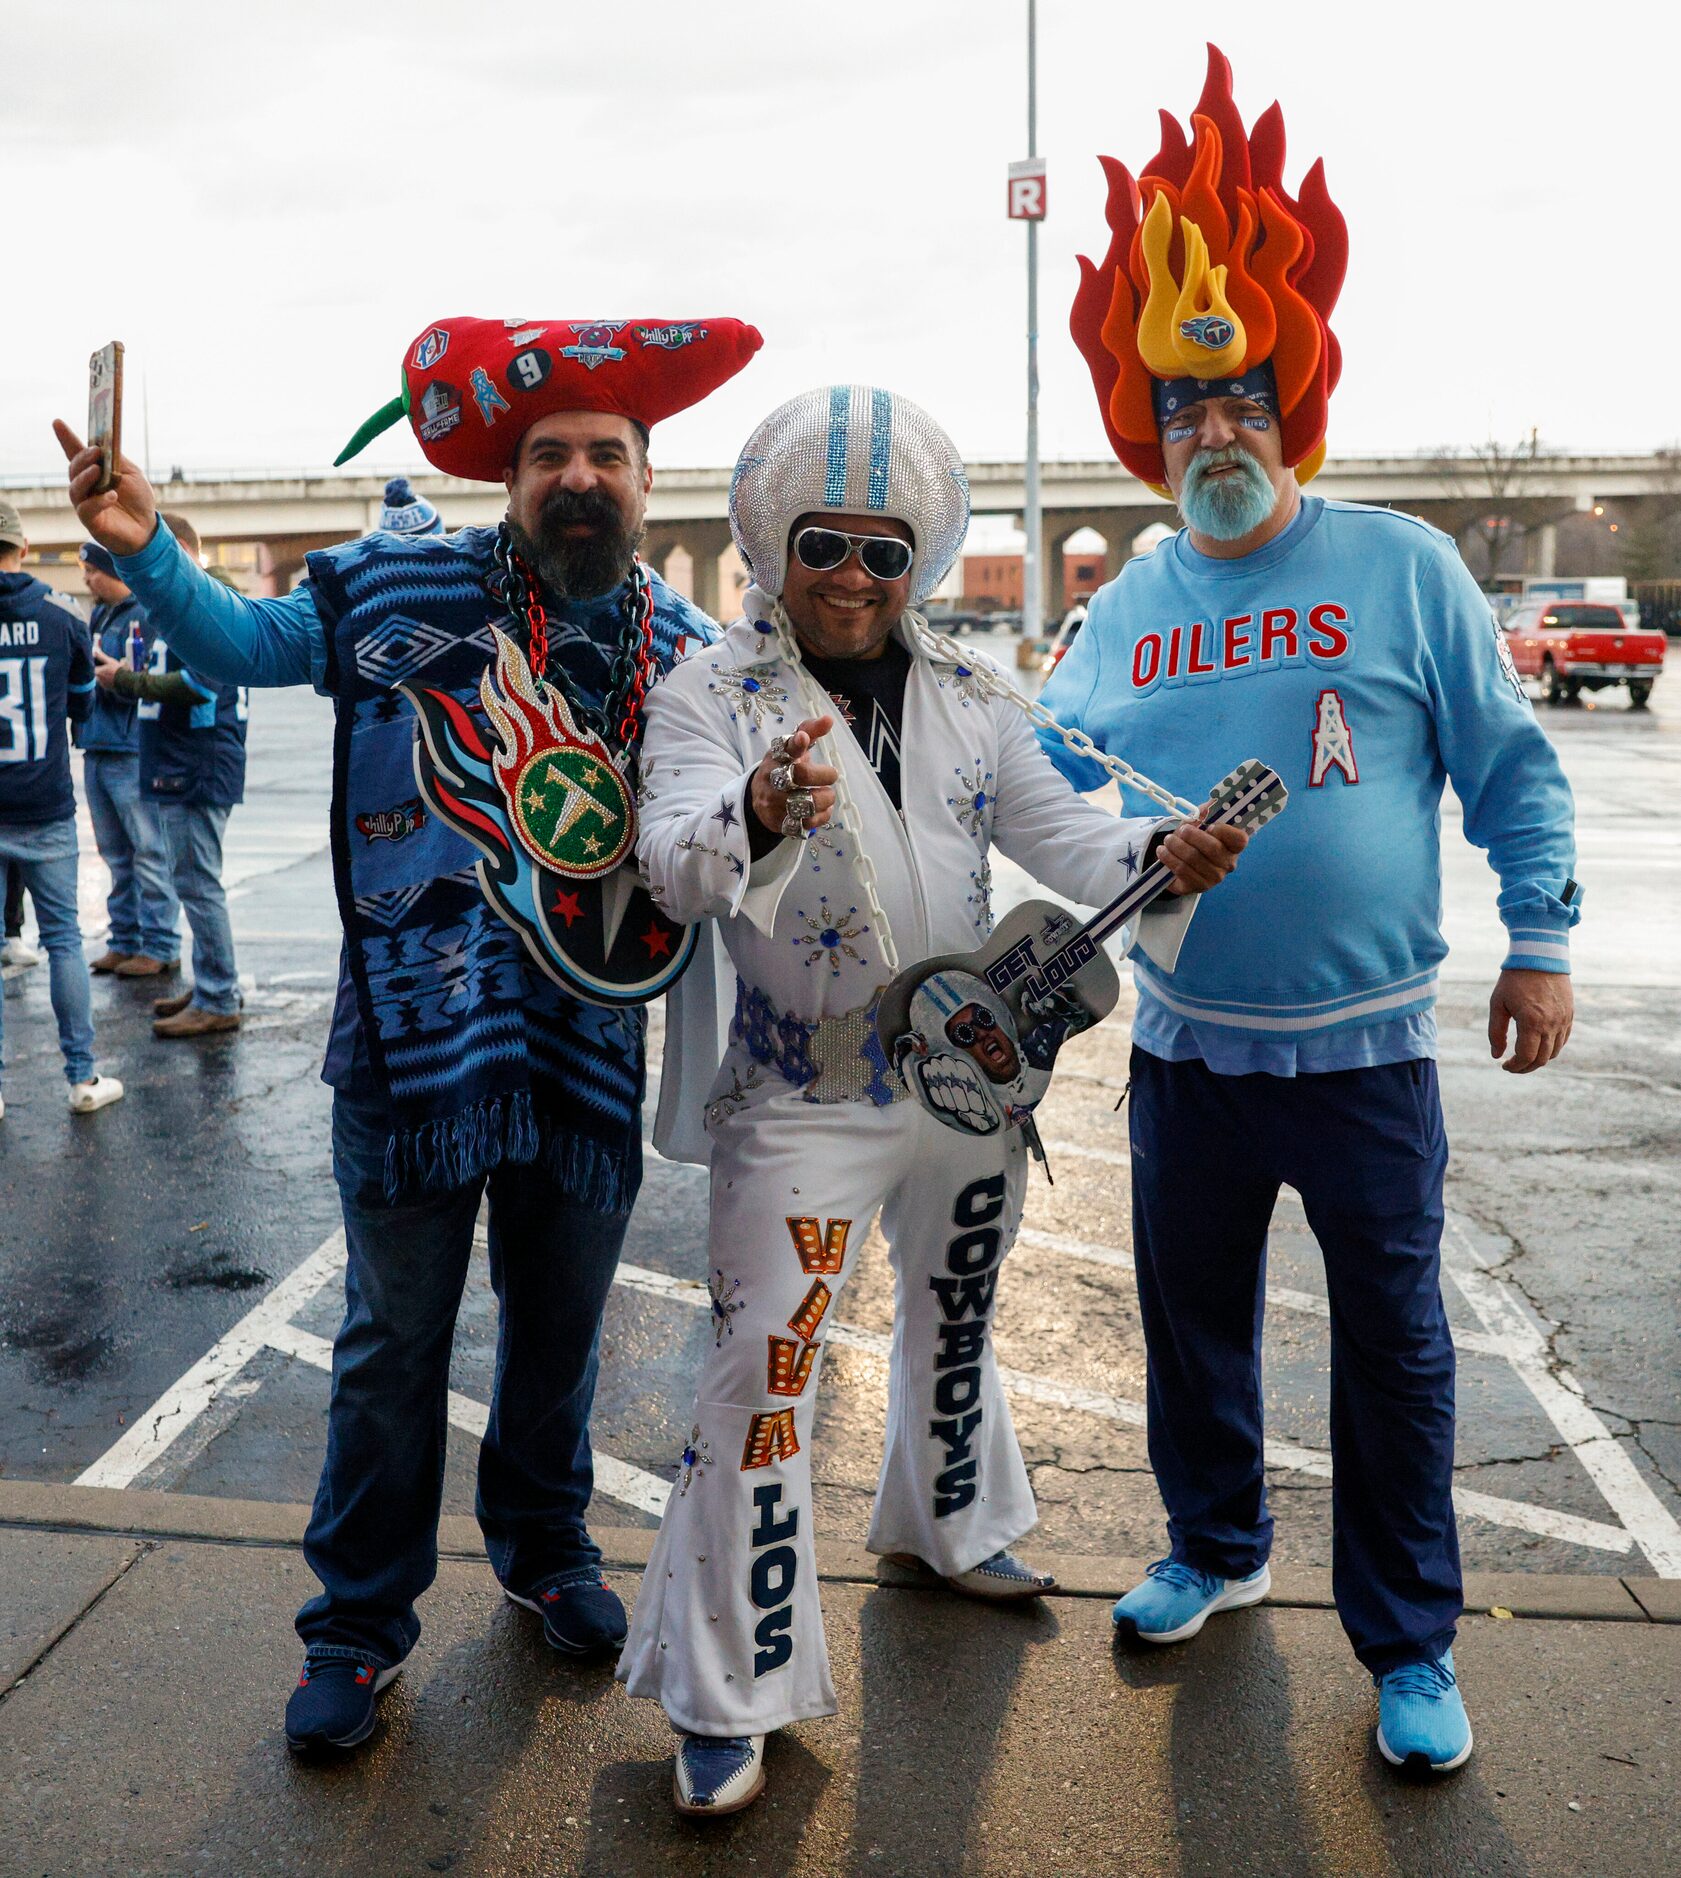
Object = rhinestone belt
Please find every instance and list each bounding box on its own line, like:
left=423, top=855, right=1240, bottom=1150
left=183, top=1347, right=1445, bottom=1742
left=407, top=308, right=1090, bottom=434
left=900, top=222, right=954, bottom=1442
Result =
left=731, top=978, right=907, bottom=1107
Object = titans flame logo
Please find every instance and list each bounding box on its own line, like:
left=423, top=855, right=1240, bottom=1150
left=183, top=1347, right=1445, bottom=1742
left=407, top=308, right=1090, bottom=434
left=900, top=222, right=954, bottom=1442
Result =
left=399, top=629, right=695, bottom=1006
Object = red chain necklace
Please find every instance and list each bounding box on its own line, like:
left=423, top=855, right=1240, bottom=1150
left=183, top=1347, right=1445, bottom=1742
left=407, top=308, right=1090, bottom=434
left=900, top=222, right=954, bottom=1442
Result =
left=498, top=535, right=658, bottom=761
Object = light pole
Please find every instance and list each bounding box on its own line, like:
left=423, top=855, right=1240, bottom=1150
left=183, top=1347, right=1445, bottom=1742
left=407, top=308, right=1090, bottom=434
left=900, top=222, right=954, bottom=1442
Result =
left=1023, top=0, right=1041, bottom=640
left=1006, top=6, right=1047, bottom=639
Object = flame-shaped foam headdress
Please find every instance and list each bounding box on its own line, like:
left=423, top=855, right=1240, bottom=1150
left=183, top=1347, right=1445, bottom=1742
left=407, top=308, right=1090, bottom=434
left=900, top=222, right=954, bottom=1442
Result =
left=1071, top=44, right=1347, bottom=496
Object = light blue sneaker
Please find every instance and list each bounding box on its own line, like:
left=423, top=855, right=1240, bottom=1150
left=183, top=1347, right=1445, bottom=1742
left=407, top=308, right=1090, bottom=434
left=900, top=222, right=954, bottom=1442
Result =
left=1376, top=1649, right=1473, bottom=1774
left=1111, top=1557, right=1271, bottom=1643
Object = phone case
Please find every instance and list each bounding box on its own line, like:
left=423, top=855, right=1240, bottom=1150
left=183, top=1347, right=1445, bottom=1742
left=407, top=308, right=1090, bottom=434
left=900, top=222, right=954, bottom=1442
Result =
left=88, top=341, right=125, bottom=496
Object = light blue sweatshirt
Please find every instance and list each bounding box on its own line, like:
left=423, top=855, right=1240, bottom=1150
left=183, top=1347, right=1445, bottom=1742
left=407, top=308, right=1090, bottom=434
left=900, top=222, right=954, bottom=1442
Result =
left=1036, top=498, right=1580, bottom=1075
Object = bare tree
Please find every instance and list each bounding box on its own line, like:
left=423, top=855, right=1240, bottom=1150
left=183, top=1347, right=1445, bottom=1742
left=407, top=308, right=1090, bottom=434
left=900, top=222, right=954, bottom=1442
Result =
left=1429, top=430, right=1542, bottom=583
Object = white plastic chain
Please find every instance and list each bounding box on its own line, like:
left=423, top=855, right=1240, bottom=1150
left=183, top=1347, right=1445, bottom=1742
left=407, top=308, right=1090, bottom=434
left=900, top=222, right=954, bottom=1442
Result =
left=762, top=602, right=1199, bottom=982
left=909, top=617, right=1200, bottom=819
left=765, top=598, right=902, bottom=974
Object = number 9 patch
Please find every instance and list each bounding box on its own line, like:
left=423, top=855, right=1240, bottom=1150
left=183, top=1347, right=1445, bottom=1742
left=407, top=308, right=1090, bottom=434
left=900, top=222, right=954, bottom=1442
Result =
left=505, top=348, right=553, bottom=394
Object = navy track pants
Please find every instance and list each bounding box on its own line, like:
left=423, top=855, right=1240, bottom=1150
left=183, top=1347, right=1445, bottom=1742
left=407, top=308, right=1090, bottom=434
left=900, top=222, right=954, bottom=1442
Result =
left=1127, top=1046, right=1461, bottom=1675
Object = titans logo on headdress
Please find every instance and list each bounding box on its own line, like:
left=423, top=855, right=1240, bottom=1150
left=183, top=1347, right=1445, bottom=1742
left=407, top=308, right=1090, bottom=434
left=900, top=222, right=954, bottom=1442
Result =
left=1070, top=43, right=1348, bottom=495
left=399, top=630, right=694, bottom=1007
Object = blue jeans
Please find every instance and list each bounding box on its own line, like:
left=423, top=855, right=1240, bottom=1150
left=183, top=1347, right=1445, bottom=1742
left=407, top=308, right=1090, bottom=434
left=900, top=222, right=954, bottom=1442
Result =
left=154, top=801, right=238, bottom=1013
left=84, top=753, right=179, bottom=960
left=1128, top=1048, right=1459, bottom=1676
left=296, top=1090, right=635, bottom=1663
left=0, top=818, right=95, bottom=1086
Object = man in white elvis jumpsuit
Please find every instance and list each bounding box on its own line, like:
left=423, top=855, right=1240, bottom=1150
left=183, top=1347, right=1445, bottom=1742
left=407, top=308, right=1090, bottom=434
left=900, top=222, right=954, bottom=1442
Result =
left=620, top=387, right=1245, bottom=1815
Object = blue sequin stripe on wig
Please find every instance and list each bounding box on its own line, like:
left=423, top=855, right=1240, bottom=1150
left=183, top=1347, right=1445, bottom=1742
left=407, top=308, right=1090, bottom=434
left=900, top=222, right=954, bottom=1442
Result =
left=824, top=386, right=850, bottom=507
left=866, top=388, right=893, bottom=510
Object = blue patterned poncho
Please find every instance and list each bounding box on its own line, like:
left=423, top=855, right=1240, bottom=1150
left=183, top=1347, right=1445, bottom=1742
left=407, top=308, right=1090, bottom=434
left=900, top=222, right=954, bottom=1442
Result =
left=309, top=526, right=713, bottom=1204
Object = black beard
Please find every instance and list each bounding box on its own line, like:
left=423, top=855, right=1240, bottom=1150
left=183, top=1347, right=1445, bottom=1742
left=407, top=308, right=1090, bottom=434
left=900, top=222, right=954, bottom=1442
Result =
left=509, top=488, right=643, bottom=601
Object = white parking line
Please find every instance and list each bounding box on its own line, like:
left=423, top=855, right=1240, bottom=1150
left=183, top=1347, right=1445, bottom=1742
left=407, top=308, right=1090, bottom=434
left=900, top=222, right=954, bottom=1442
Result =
left=1442, top=1218, right=1681, bottom=1578
left=610, top=1261, right=1634, bottom=1558
left=1040, top=1150, right=1679, bottom=1569
left=75, top=1231, right=348, bottom=1489
left=80, top=1198, right=1660, bottom=1567
left=1016, top=1227, right=1520, bottom=1361
left=82, top=1228, right=676, bottom=1519
left=267, top=1322, right=673, bottom=1518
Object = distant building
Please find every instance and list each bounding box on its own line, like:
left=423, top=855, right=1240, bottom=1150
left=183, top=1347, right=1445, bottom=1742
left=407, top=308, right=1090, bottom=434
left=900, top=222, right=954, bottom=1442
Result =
left=962, top=553, right=1023, bottom=611
left=963, top=548, right=1108, bottom=612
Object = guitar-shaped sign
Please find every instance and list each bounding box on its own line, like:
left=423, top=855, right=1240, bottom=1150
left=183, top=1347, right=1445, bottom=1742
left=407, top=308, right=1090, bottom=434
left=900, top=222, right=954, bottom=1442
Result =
left=876, top=759, right=1287, bottom=1136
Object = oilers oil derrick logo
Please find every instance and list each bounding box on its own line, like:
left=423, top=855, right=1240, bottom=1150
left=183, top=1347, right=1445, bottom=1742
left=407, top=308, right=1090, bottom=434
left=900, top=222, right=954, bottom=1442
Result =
left=398, top=628, right=696, bottom=1007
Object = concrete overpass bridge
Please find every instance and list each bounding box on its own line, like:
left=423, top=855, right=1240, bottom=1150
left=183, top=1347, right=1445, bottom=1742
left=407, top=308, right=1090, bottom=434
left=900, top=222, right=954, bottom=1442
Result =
left=7, top=451, right=1675, bottom=618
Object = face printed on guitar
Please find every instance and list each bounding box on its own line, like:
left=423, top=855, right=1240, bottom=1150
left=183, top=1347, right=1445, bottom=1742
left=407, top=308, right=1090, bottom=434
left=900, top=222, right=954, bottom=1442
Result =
left=944, top=1000, right=1022, bottom=1082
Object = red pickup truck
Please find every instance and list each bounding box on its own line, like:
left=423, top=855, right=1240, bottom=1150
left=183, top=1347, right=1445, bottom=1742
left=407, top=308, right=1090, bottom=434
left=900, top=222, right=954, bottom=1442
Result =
left=1502, top=601, right=1665, bottom=708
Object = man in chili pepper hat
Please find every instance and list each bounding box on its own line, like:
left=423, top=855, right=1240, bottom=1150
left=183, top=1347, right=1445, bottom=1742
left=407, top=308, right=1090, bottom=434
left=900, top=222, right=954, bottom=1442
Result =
left=1044, top=45, right=1581, bottom=1776
left=57, top=309, right=761, bottom=1756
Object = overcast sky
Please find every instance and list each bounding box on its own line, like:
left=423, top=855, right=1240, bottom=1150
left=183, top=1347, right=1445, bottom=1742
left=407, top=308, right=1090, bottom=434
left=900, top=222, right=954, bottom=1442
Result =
left=7, top=0, right=1677, bottom=483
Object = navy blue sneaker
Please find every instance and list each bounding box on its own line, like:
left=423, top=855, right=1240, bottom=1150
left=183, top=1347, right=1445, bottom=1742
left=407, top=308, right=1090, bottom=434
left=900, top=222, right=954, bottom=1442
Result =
left=1376, top=1649, right=1473, bottom=1774
left=1112, top=1557, right=1271, bottom=1643
left=674, top=1733, right=766, bottom=1816
left=506, top=1567, right=627, bottom=1657
left=285, top=1652, right=402, bottom=1753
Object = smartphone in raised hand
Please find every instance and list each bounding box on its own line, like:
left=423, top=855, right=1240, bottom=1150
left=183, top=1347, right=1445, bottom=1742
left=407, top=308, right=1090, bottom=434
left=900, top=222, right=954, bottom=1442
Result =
left=87, top=341, right=124, bottom=495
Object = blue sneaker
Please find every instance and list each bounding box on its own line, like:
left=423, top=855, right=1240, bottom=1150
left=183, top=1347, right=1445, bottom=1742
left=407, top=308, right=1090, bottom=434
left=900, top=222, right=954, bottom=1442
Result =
left=673, top=1733, right=766, bottom=1816
left=285, top=1651, right=403, bottom=1752
left=1111, top=1557, right=1271, bottom=1643
left=506, top=1567, right=627, bottom=1657
left=1376, top=1649, right=1473, bottom=1774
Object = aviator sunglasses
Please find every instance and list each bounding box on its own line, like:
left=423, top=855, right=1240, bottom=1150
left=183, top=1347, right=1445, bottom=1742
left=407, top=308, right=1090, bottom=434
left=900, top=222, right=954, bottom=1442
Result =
left=793, top=526, right=914, bottom=582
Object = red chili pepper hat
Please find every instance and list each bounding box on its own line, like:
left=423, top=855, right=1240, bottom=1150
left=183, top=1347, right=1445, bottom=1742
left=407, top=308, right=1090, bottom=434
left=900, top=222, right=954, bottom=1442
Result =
left=335, top=316, right=763, bottom=481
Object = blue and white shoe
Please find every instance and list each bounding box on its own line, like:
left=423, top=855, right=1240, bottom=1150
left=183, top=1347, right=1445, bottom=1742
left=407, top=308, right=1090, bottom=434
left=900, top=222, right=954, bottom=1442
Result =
left=942, top=1549, right=1057, bottom=1600
left=1376, top=1649, right=1473, bottom=1774
left=673, top=1732, right=766, bottom=1816
left=1111, top=1557, right=1271, bottom=1643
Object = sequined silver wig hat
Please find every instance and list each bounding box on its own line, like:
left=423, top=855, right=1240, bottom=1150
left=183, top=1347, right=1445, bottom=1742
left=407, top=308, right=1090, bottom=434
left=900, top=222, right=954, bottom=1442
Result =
left=728, top=386, right=971, bottom=605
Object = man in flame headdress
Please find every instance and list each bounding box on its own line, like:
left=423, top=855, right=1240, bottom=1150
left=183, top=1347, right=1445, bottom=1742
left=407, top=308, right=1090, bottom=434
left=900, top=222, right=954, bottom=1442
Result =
left=57, top=311, right=760, bottom=1758
left=1044, top=45, right=1583, bottom=1776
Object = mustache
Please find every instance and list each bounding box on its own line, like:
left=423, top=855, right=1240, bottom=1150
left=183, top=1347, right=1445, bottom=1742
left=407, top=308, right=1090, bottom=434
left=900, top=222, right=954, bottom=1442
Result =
left=538, top=485, right=626, bottom=535
left=1187, top=445, right=1250, bottom=478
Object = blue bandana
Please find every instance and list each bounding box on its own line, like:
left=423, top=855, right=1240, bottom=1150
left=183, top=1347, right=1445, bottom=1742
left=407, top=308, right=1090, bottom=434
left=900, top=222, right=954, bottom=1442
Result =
left=1152, top=359, right=1279, bottom=432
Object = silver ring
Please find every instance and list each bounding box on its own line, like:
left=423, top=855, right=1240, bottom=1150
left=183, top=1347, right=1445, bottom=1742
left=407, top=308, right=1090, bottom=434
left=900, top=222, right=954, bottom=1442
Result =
left=768, top=734, right=794, bottom=761
left=769, top=762, right=795, bottom=792
left=781, top=787, right=815, bottom=837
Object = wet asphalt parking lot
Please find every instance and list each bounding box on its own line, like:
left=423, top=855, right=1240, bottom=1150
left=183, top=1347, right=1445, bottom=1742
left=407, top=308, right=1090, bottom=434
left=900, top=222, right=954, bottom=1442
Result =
left=2, top=636, right=1677, bottom=1585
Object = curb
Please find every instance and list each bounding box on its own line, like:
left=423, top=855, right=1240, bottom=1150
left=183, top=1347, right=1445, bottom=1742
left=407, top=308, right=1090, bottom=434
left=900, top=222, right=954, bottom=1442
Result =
left=0, top=1479, right=1671, bottom=1624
